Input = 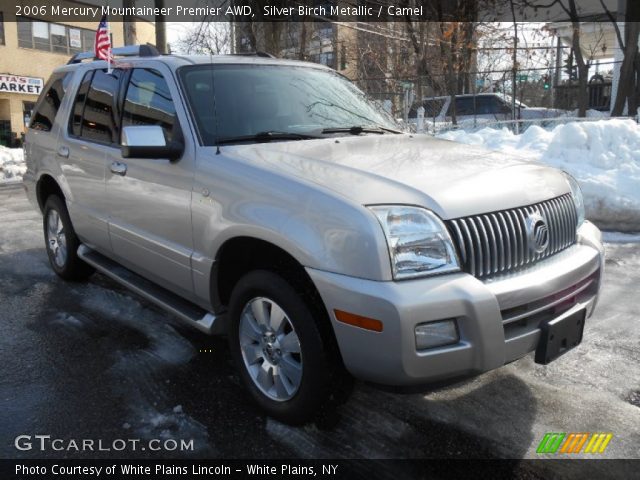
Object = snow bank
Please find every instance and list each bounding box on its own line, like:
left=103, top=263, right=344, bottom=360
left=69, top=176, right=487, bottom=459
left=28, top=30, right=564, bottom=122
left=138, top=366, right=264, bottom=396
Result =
left=0, top=147, right=25, bottom=184
left=437, top=119, right=640, bottom=231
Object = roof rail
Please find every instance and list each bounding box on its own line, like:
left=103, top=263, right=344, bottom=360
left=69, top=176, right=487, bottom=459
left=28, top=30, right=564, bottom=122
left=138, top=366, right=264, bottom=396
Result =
left=231, top=51, right=277, bottom=58
left=67, top=44, right=160, bottom=64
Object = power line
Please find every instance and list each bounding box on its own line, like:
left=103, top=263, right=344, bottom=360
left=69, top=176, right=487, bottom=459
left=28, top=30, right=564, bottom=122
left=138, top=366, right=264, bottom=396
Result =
left=351, top=59, right=623, bottom=82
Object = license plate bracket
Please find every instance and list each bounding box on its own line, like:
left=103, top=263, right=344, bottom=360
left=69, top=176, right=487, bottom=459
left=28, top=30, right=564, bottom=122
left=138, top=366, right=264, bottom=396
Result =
left=535, top=309, right=586, bottom=365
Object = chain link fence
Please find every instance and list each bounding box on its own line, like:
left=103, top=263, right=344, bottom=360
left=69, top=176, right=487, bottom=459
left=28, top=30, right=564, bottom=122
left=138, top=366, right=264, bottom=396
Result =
left=353, top=65, right=624, bottom=135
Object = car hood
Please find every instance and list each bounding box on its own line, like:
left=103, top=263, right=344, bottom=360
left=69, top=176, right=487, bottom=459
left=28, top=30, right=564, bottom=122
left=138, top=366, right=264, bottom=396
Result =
left=224, top=134, right=570, bottom=219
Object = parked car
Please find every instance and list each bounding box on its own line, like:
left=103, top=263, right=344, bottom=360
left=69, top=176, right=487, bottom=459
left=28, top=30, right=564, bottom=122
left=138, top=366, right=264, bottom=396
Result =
left=24, top=46, right=604, bottom=424
left=409, top=93, right=568, bottom=129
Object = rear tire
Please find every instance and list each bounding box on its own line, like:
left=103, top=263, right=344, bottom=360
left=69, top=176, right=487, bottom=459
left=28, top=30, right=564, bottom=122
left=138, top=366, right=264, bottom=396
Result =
left=43, top=195, right=94, bottom=281
left=228, top=270, right=349, bottom=424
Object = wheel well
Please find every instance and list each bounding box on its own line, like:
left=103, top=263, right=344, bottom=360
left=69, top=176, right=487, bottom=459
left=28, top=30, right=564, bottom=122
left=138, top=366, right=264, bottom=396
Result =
left=214, top=237, right=318, bottom=310
left=214, top=236, right=346, bottom=371
left=36, top=175, right=64, bottom=212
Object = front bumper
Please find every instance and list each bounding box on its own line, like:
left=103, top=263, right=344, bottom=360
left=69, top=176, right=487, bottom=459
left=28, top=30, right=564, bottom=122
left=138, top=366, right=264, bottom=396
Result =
left=307, top=222, right=604, bottom=386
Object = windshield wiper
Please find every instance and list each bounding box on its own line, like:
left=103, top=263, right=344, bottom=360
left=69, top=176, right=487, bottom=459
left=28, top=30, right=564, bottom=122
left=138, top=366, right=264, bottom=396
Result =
left=216, top=131, right=319, bottom=145
left=320, top=125, right=403, bottom=135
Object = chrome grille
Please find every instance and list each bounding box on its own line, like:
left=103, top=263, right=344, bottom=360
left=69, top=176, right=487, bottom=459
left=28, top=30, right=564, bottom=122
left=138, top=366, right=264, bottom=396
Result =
left=446, top=194, right=577, bottom=279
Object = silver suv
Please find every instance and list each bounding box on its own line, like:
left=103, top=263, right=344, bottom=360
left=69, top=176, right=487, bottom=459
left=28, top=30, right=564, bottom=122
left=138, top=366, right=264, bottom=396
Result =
left=23, top=46, right=604, bottom=424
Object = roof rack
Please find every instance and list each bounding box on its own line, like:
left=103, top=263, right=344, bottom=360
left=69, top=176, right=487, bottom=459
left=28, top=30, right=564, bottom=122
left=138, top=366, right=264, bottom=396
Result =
left=67, top=44, right=160, bottom=65
left=231, top=51, right=277, bottom=58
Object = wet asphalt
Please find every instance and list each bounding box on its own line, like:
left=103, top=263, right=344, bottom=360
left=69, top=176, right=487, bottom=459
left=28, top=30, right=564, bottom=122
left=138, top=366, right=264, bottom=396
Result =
left=0, top=184, right=638, bottom=476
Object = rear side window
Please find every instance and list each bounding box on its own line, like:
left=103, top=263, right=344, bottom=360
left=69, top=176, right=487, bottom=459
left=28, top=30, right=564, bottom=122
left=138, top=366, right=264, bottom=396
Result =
left=475, top=96, right=496, bottom=114
left=449, top=97, right=475, bottom=116
left=423, top=99, right=446, bottom=117
left=121, top=68, right=177, bottom=142
left=77, top=69, right=123, bottom=144
left=69, top=70, right=93, bottom=137
left=29, top=72, right=71, bottom=131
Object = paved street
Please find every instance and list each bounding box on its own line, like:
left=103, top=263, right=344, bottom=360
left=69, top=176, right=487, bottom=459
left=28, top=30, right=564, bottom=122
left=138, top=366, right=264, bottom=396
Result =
left=1, top=184, right=638, bottom=477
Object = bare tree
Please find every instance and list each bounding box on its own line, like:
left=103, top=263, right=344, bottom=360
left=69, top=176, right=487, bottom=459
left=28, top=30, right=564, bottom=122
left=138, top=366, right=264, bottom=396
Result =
left=519, top=0, right=592, bottom=116
left=174, top=22, right=231, bottom=55
left=600, top=0, right=640, bottom=116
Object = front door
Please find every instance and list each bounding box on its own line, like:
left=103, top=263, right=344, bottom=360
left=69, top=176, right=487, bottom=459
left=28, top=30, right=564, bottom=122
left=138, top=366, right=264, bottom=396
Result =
left=105, top=66, right=196, bottom=300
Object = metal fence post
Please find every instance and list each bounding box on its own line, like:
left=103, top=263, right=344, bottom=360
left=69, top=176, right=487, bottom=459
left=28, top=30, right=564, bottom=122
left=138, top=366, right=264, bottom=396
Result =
left=417, top=106, right=425, bottom=133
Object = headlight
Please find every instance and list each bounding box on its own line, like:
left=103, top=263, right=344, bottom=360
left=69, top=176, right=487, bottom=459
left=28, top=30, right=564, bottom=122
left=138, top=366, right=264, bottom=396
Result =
left=369, top=206, right=460, bottom=280
left=563, top=172, right=585, bottom=227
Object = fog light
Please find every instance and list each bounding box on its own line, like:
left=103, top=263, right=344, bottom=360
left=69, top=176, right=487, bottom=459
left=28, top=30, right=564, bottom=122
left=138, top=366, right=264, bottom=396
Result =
left=415, top=320, right=459, bottom=350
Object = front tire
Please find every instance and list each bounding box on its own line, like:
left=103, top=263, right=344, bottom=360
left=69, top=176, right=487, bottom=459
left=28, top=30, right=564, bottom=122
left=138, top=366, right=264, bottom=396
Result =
left=43, top=195, right=94, bottom=281
left=228, top=270, right=347, bottom=424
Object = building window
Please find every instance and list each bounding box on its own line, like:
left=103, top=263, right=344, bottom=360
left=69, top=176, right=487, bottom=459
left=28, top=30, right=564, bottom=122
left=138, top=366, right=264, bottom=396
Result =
left=316, top=23, right=333, bottom=41
left=0, top=13, right=5, bottom=45
left=239, top=35, right=252, bottom=53
left=17, top=17, right=96, bottom=55
left=313, top=52, right=335, bottom=69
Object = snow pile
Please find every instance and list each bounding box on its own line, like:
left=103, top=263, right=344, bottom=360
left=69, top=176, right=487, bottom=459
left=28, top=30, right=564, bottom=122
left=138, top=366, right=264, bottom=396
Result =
left=0, top=147, right=25, bottom=184
left=437, top=119, right=640, bottom=231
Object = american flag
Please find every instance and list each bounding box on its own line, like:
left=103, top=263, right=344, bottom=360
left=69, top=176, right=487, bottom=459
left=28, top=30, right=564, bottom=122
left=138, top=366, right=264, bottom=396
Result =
left=94, top=14, right=112, bottom=62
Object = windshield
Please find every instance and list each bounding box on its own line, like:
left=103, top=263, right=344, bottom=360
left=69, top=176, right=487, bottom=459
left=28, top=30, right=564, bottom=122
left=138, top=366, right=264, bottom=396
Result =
left=178, top=64, right=399, bottom=145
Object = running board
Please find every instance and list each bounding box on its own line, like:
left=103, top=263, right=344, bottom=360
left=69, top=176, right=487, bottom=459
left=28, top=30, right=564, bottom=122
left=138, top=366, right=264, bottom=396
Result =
left=77, top=244, right=222, bottom=335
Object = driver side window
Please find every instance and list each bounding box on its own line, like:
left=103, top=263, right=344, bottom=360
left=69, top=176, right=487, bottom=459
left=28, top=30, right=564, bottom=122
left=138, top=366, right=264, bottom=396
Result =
left=121, top=68, right=177, bottom=142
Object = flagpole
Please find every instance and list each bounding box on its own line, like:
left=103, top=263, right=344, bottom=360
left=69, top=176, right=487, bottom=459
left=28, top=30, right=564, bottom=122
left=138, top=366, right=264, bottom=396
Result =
left=107, top=14, right=112, bottom=74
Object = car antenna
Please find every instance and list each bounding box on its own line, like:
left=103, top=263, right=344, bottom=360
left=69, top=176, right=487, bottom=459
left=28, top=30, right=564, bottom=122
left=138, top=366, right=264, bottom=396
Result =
left=208, top=48, right=221, bottom=155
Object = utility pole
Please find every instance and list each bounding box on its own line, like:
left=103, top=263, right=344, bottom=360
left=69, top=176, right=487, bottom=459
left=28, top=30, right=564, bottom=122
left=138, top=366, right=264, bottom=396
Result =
left=509, top=0, right=518, bottom=133
left=155, top=0, right=167, bottom=53
left=123, top=0, right=136, bottom=45
left=553, top=33, right=562, bottom=108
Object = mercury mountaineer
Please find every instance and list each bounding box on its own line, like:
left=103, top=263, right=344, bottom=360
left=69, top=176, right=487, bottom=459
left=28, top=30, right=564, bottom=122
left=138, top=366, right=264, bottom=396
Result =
left=23, top=45, right=604, bottom=424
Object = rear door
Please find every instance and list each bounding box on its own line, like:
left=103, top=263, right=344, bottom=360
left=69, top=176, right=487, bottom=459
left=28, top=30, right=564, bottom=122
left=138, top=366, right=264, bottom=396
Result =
left=25, top=71, right=72, bottom=207
left=57, top=68, right=125, bottom=252
left=104, top=65, right=196, bottom=299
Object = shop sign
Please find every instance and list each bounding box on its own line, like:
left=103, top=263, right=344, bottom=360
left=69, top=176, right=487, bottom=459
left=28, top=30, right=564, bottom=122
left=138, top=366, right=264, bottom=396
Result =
left=0, top=74, right=44, bottom=95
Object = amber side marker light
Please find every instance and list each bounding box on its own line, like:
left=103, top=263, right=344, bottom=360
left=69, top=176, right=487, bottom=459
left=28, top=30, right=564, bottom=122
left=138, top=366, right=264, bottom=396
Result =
left=334, top=310, right=383, bottom=332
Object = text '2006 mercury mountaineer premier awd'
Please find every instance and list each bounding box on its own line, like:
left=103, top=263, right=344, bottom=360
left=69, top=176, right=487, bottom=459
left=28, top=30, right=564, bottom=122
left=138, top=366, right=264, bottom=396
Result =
left=23, top=45, right=604, bottom=424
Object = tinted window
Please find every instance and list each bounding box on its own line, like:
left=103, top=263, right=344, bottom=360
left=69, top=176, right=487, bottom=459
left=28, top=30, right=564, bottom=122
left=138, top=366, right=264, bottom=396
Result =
left=81, top=69, right=123, bottom=144
left=449, top=97, right=475, bottom=116
left=495, top=97, right=513, bottom=114
left=122, top=69, right=177, bottom=142
left=69, top=70, right=94, bottom=137
left=29, top=72, right=71, bottom=131
left=409, top=99, right=445, bottom=119
left=475, top=96, right=496, bottom=114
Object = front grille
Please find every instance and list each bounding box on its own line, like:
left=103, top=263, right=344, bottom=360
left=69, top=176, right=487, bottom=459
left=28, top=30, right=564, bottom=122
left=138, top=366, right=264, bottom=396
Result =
left=446, top=194, right=577, bottom=279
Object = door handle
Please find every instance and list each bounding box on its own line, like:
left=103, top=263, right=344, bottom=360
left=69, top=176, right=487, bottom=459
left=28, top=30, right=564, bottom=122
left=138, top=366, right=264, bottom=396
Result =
left=57, top=146, right=69, bottom=158
left=110, top=161, right=127, bottom=176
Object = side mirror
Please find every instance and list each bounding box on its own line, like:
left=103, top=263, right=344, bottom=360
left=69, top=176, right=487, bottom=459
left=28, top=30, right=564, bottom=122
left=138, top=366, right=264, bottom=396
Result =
left=121, top=125, right=183, bottom=160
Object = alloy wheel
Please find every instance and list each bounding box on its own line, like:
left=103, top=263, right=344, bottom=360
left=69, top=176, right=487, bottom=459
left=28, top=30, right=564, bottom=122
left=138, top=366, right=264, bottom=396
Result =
left=46, top=209, right=67, bottom=268
left=239, top=297, right=303, bottom=401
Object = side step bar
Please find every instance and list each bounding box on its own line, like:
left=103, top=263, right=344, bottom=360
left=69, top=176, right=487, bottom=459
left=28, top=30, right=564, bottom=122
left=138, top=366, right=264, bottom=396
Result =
left=77, top=244, right=223, bottom=335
